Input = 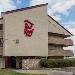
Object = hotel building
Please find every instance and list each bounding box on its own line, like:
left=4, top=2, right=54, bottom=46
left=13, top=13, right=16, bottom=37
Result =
left=0, top=3, right=74, bottom=69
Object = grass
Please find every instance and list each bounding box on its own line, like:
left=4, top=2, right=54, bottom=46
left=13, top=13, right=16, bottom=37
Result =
left=68, top=58, right=75, bottom=60
left=0, top=69, right=46, bottom=75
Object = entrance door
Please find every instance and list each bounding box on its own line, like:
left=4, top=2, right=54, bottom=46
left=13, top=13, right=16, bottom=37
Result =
left=9, top=56, right=16, bottom=68
left=5, top=56, right=22, bottom=69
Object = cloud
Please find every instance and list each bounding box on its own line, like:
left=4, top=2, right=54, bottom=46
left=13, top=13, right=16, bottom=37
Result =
left=48, top=0, right=75, bottom=21
left=48, top=8, right=62, bottom=21
left=0, top=0, right=16, bottom=17
left=16, top=0, right=22, bottom=4
left=30, top=0, right=47, bottom=6
left=61, top=20, right=75, bottom=35
left=48, top=0, right=75, bottom=15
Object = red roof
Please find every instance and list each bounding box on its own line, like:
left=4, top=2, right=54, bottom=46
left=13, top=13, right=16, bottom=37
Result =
left=2, top=3, right=48, bottom=14
left=48, top=15, right=73, bottom=36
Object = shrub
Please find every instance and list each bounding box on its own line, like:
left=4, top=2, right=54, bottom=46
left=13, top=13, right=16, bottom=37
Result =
left=39, top=58, right=58, bottom=68
left=69, top=59, right=75, bottom=67
left=39, top=58, right=75, bottom=68
left=63, top=59, right=72, bottom=67
left=55, top=59, right=64, bottom=68
left=47, top=59, right=57, bottom=68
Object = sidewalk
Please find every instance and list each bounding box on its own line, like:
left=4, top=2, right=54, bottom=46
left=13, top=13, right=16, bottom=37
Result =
left=14, top=69, right=73, bottom=75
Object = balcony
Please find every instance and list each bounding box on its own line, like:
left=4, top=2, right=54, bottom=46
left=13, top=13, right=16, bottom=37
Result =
left=64, top=39, right=73, bottom=46
left=48, top=49, right=74, bottom=57
left=48, top=36, right=73, bottom=46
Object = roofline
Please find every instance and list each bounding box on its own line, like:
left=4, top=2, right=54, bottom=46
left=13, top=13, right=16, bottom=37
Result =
left=2, top=3, right=48, bottom=14
left=48, top=15, right=73, bottom=36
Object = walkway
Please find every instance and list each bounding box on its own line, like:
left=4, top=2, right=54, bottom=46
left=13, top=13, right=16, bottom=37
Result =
left=14, top=69, right=73, bottom=75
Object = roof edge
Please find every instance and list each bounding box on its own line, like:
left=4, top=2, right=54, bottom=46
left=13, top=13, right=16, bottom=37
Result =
left=48, top=15, right=73, bottom=36
left=2, top=3, right=48, bottom=14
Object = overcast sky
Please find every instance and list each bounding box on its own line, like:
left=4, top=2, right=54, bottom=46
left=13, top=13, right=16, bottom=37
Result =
left=0, top=0, right=75, bottom=56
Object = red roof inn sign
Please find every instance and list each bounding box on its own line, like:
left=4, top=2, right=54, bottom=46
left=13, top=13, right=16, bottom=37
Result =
left=24, top=20, right=34, bottom=37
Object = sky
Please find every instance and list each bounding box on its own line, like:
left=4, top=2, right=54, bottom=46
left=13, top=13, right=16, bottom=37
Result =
left=0, top=0, right=75, bottom=56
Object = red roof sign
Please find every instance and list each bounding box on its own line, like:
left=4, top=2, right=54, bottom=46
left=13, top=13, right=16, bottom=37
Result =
left=24, top=20, right=34, bottom=37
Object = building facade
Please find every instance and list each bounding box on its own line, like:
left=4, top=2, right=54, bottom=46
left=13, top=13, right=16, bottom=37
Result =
left=0, top=3, right=74, bottom=69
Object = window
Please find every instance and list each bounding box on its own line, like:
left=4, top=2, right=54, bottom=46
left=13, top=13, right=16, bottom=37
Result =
left=16, top=39, right=19, bottom=44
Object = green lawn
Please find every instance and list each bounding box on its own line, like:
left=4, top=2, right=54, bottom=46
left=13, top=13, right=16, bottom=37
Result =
left=68, top=58, right=75, bottom=60
left=0, top=69, right=46, bottom=75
